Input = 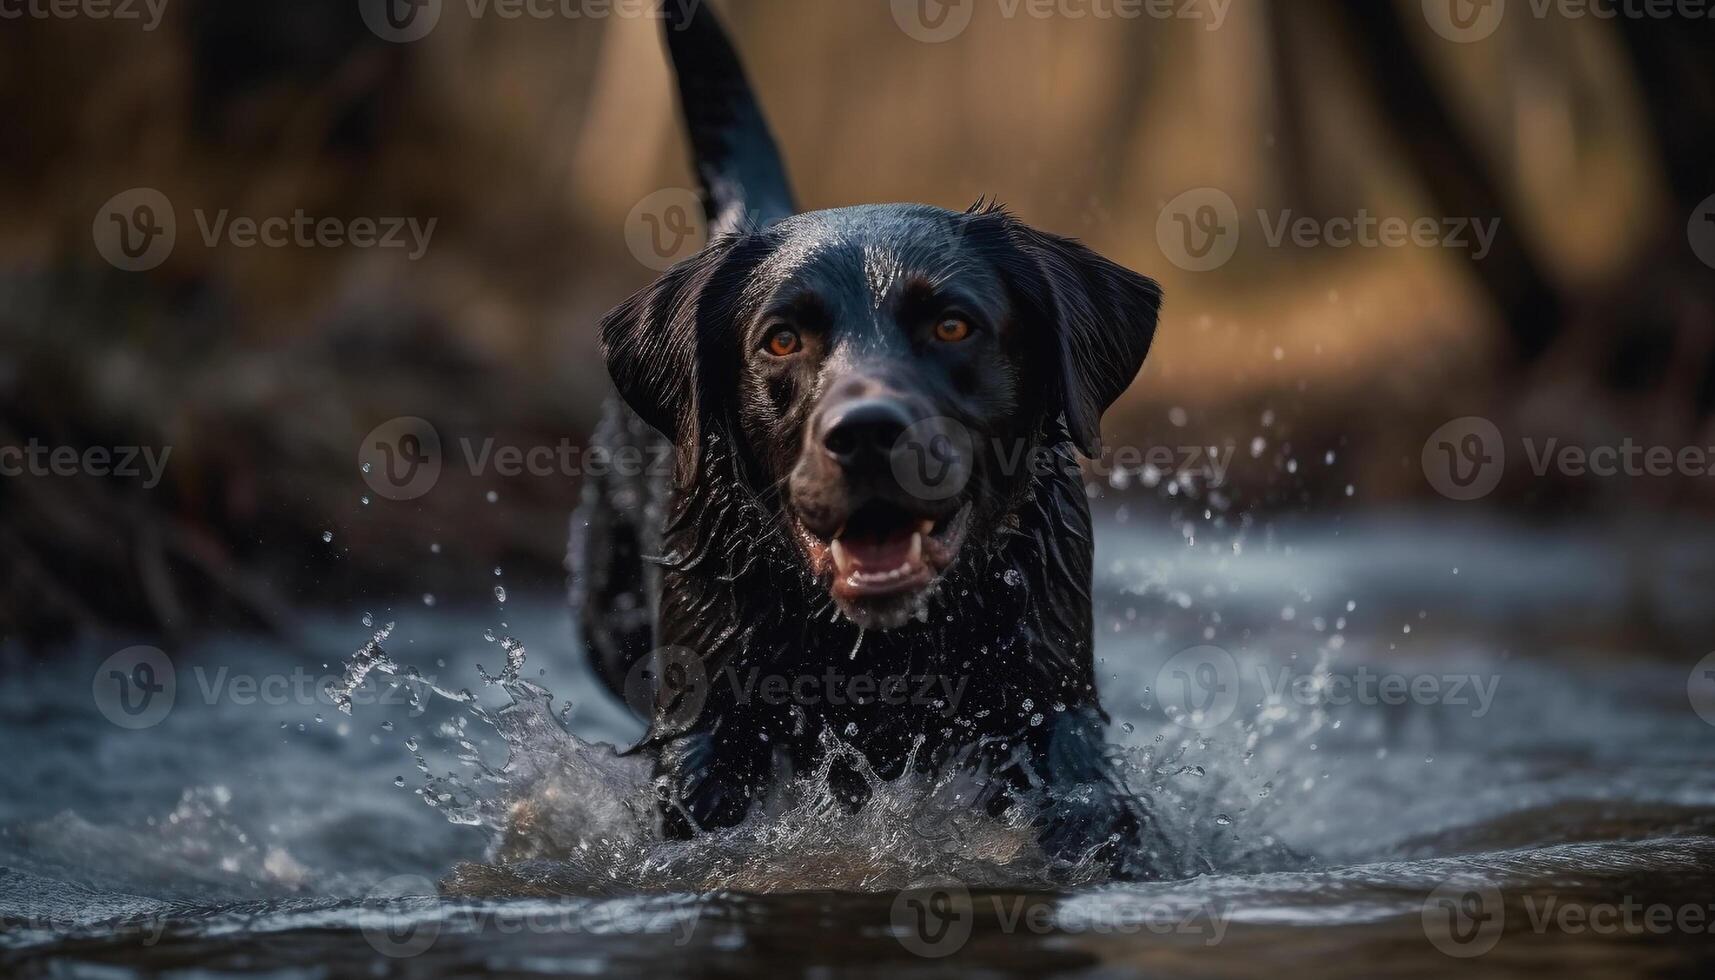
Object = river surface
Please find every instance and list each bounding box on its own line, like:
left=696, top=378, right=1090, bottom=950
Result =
left=3, top=512, right=1714, bottom=977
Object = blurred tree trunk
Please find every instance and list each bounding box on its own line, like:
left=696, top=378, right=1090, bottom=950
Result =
left=1612, top=15, right=1715, bottom=417
left=1310, top=0, right=1714, bottom=424
left=1263, top=0, right=1334, bottom=220
left=1313, top=0, right=1564, bottom=365
left=1613, top=16, right=1715, bottom=218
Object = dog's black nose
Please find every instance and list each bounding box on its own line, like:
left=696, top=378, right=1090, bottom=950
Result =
left=821, top=398, right=913, bottom=468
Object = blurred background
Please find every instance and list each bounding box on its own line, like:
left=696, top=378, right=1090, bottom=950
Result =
left=2, top=0, right=1712, bottom=648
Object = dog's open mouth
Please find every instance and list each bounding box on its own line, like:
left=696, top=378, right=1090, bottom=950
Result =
left=793, top=500, right=973, bottom=626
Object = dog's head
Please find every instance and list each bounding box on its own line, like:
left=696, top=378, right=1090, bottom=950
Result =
left=602, top=203, right=1159, bottom=629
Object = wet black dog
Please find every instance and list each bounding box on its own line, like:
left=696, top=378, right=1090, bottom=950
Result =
left=571, top=1, right=1163, bottom=877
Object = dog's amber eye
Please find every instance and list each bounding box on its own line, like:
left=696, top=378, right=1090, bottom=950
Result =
left=765, top=327, right=802, bottom=357
left=932, top=317, right=973, bottom=343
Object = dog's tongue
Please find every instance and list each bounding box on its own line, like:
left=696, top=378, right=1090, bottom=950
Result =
left=842, top=531, right=914, bottom=569
left=831, top=527, right=924, bottom=576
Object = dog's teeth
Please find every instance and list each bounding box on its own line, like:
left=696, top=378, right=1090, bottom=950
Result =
left=831, top=539, right=853, bottom=575
left=908, top=531, right=923, bottom=564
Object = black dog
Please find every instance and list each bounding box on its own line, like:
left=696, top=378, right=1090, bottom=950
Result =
left=571, top=1, right=1163, bottom=878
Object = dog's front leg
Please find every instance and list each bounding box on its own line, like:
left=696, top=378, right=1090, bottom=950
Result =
left=1028, top=709, right=1157, bottom=880
left=653, top=727, right=769, bottom=839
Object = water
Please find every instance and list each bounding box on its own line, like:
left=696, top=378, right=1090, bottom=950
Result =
left=3, top=514, right=1714, bottom=976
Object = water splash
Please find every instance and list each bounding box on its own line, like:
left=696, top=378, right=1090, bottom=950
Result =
left=442, top=726, right=1081, bottom=896
left=327, top=622, right=397, bottom=715
left=327, top=620, right=1325, bottom=897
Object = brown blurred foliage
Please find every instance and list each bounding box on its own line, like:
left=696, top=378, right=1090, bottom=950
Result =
left=1, top=0, right=1711, bottom=643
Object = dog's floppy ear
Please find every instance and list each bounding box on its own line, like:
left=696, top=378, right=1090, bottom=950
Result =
left=979, top=212, right=1162, bottom=454
left=600, top=235, right=760, bottom=483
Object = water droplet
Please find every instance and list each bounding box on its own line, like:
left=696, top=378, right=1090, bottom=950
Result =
left=380, top=720, right=394, bottom=732
left=483, top=628, right=496, bottom=643
left=361, top=612, right=373, bottom=627
left=486, top=490, right=499, bottom=503
left=405, top=737, right=419, bottom=752
left=321, top=530, right=334, bottom=543
left=393, top=776, right=406, bottom=788
left=360, top=496, right=370, bottom=505
left=1214, top=813, right=1232, bottom=826
left=493, top=586, right=507, bottom=604
left=422, top=593, right=436, bottom=607
left=1029, top=713, right=1044, bottom=727
left=1002, top=568, right=1023, bottom=587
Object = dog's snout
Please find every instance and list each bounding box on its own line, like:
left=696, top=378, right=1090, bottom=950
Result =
left=820, top=398, right=913, bottom=468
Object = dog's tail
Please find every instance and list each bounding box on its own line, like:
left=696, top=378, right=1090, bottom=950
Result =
left=662, top=0, right=797, bottom=233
